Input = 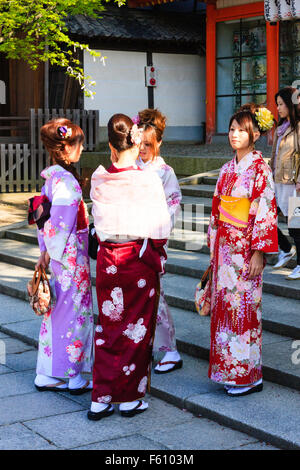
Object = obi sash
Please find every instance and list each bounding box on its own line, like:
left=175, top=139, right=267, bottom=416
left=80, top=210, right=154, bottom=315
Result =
left=219, top=196, right=250, bottom=228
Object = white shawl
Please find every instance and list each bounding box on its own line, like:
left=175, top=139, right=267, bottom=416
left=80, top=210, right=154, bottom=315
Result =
left=90, top=165, right=171, bottom=241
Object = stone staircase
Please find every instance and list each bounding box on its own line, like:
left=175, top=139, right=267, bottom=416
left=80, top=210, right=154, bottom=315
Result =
left=1, top=172, right=300, bottom=449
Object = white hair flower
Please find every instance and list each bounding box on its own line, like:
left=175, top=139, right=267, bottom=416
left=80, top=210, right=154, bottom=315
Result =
left=130, top=124, right=143, bottom=146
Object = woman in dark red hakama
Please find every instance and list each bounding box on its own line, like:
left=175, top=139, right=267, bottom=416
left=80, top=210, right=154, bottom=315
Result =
left=89, top=114, right=170, bottom=419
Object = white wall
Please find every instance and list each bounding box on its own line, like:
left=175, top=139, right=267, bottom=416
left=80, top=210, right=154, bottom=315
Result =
left=84, top=50, right=148, bottom=124
left=84, top=49, right=206, bottom=141
left=152, top=53, right=205, bottom=128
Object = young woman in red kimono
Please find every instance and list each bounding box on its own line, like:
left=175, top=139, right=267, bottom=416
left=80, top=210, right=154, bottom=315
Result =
left=207, top=104, right=278, bottom=397
left=88, top=114, right=171, bottom=420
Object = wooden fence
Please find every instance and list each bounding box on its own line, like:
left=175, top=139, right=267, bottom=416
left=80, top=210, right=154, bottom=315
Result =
left=0, top=144, right=31, bottom=192
left=0, top=108, right=99, bottom=192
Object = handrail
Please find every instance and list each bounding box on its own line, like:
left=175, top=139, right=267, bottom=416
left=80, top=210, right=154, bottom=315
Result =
left=178, top=169, right=220, bottom=186
left=0, top=117, right=29, bottom=121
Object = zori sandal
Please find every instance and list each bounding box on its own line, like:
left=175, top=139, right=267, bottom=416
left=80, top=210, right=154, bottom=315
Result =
left=87, top=404, right=114, bottom=421
left=154, top=359, right=183, bottom=374
left=119, top=400, right=148, bottom=417
left=35, top=380, right=68, bottom=392
left=69, top=380, right=93, bottom=396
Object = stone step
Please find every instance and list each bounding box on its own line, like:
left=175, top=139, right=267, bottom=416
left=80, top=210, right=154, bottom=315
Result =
left=162, top=272, right=300, bottom=339
left=166, top=248, right=300, bottom=300
left=171, top=306, right=300, bottom=393
left=2, top=225, right=210, bottom=255
left=1, top=291, right=300, bottom=449
left=181, top=184, right=215, bottom=199
left=1, top=256, right=300, bottom=374
left=0, top=235, right=298, bottom=306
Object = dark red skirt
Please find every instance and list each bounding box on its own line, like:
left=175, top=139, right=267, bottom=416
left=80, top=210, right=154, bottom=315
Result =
left=92, top=240, right=160, bottom=404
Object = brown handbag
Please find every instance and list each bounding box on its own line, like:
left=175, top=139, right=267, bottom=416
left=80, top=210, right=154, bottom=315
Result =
left=293, top=127, right=300, bottom=184
left=194, top=265, right=212, bottom=316
left=27, top=266, right=51, bottom=316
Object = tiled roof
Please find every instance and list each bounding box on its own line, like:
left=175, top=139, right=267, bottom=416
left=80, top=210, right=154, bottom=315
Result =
left=67, top=8, right=205, bottom=47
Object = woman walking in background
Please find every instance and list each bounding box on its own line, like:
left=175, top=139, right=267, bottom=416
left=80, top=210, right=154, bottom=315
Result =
left=136, top=108, right=183, bottom=374
left=89, top=114, right=171, bottom=420
left=270, top=87, right=300, bottom=279
left=207, top=104, right=278, bottom=397
left=34, top=119, right=94, bottom=394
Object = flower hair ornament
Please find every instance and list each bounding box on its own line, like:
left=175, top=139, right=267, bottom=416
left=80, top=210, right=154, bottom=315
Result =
left=130, top=124, right=143, bottom=146
left=254, top=108, right=274, bottom=132
left=132, top=115, right=140, bottom=125
left=58, top=126, right=72, bottom=139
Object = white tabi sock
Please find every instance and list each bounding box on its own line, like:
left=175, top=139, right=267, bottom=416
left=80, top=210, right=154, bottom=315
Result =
left=227, top=378, right=262, bottom=395
left=119, top=400, right=148, bottom=411
left=155, top=350, right=181, bottom=372
left=35, top=374, right=68, bottom=389
left=68, top=373, right=93, bottom=390
left=90, top=402, right=112, bottom=413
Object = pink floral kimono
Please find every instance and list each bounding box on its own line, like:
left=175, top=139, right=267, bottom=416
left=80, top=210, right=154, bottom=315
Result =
left=36, top=165, right=94, bottom=379
left=207, top=151, right=278, bottom=386
left=136, top=156, right=182, bottom=352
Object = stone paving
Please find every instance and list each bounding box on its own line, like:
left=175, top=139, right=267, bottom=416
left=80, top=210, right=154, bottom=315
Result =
left=160, top=142, right=273, bottom=158
left=0, top=330, right=279, bottom=450
left=0, top=192, right=38, bottom=228
left=95, top=142, right=273, bottom=159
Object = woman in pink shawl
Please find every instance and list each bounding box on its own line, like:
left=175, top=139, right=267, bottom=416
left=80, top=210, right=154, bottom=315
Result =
left=88, top=114, right=171, bottom=420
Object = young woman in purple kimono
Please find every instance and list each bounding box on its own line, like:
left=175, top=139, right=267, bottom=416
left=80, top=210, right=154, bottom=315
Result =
left=34, top=119, right=94, bottom=394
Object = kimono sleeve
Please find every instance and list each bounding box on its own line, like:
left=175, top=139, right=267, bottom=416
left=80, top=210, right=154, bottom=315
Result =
left=207, top=173, right=222, bottom=259
left=163, top=167, right=182, bottom=228
left=249, top=164, right=278, bottom=253
left=42, top=173, right=82, bottom=263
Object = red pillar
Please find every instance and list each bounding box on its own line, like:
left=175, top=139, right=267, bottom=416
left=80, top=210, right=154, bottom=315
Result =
left=266, top=22, right=279, bottom=143
left=206, top=3, right=217, bottom=143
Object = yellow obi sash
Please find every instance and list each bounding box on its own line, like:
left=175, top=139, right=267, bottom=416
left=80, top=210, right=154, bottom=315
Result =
left=219, top=196, right=251, bottom=228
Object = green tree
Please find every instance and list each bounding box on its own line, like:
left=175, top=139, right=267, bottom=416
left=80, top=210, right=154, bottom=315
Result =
left=0, top=0, right=125, bottom=97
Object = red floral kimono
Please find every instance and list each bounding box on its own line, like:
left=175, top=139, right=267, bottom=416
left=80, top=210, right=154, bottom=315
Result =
left=207, top=151, right=278, bottom=386
left=91, top=164, right=169, bottom=404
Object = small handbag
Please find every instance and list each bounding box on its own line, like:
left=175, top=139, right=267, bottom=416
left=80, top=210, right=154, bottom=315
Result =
left=27, top=267, right=51, bottom=316
left=194, top=265, right=212, bottom=316
left=292, top=126, right=300, bottom=184
left=28, top=195, right=51, bottom=229
left=288, top=190, right=300, bottom=229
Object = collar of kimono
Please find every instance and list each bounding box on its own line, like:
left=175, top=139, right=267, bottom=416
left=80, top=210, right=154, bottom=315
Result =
left=234, top=150, right=263, bottom=175
left=136, top=156, right=151, bottom=169
left=41, top=164, right=66, bottom=180
left=137, top=155, right=167, bottom=170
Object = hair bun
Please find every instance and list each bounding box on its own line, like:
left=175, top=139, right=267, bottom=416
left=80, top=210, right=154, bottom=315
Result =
left=108, top=114, right=134, bottom=152
left=138, top=108, right=166, bottom=141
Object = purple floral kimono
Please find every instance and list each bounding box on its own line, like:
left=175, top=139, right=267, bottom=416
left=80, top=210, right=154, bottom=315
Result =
left=36, top=165, right=94, bottom=379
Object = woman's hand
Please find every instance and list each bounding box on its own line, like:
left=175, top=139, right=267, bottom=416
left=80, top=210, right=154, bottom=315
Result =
left=248, top=250, right=264, bottom=280
left=35, top=251, right=50, bottom=270
left=296, top=182, right=300, bottom=193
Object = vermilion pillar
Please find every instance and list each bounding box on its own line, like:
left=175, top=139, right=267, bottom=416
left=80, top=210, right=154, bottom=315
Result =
left=206, top=3, right=217, bottom=143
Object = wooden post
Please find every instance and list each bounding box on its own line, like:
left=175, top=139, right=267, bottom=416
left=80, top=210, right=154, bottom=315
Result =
left=0, top=144, right=5, bottom=192
left=206, top=3, right=217, bottom=143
